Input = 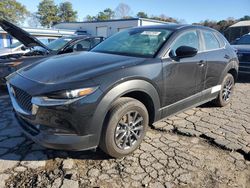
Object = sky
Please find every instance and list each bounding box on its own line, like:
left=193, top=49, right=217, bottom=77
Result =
left=20, top=0, right=250, bottom=24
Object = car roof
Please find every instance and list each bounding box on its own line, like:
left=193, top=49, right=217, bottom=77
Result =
left=133, top=24, right=216, bottom=32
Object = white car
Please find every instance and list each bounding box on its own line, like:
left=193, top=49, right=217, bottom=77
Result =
left=0, top=41, right=28, bottom=57
left=0, top=37, right=57, bottom=59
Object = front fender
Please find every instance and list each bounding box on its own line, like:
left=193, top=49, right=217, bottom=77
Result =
left=90, top=79, right=161, bottom=146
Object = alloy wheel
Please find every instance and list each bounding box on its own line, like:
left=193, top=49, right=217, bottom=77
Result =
left=115, top=111, right=144, bottom=150
left=222, top=77, right=233, bottom=102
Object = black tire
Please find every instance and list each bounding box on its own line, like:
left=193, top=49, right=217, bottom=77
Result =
left=213, top=73, right=235, bottom=107
left=100, top=97, right=149, bottom=158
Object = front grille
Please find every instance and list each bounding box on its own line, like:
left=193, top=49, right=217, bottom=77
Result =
left=239, top=53, right=250, bottom=62
left=12, top=85, right=32, bottom=112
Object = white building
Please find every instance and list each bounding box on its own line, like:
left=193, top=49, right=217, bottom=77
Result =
left=224, top=20, right=250, bottom=42
left=53, top=18, right=170, bottom=38
left=0, top=27, right=75, bottom=48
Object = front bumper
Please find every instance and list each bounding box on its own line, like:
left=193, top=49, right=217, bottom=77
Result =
left=14, top=113, right=97, bottom=151
left=7, top=81, right=104, bottom=151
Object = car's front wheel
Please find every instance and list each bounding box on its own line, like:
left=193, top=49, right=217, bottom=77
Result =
left=213, top=73, right=235, bottom=107
left=100, top=97, right=149, bottom=158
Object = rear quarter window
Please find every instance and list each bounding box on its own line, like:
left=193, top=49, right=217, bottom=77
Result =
left=214, top=32, right=228, bottom=47
left=203, top=30, right=220, bottom=50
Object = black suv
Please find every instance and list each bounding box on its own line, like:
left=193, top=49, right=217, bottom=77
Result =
left=6, top=25, right=238, bottom=158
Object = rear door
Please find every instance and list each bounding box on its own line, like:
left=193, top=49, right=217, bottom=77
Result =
left=201, top=30, right=229, bottom=90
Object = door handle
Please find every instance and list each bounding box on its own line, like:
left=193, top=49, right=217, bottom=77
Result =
left=197, top=60, right=205, bottom=67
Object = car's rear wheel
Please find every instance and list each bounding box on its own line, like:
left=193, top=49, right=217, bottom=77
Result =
left=213, top=73, right=235, bottom=107
left=100, top=97, right=148, bottom=158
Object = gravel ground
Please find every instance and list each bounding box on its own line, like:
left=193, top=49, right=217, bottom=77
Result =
left=0, top=76, right=249, bottom=188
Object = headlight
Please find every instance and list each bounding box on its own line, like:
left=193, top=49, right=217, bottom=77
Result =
left=47, top=87, right=98, bottom=99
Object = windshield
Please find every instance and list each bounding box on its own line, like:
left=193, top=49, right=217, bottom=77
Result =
left=235, top=35, right=250, bottom=45
left=92, top=28, right=173, bottom=57
left=7, top=41, right=22, bottom=49
left=47, top=38, right=72, bottom=51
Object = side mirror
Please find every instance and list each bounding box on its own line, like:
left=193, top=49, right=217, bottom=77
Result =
left=174, top=46, right=198, bottom=59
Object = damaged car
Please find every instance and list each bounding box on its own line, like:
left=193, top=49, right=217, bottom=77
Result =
left=0, top=19, right=104, bottom=85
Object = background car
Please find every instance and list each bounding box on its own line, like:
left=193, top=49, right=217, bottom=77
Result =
left=0, top=37, right=57, bottom=59
left=231, top=33, right=250, bottom=74
left=6, top=25, right=238, bottom=158
left=0, top=19, right=104, bottom=85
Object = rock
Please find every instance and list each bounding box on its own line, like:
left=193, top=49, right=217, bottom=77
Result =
left=14, top=166, right=27, bottom=172
left=214, top=139, right=230, bottom=147
left=152, top=162, right=164, bottom=170
left=140, top=159, right=150, bottom=166
left=51, top=178, right=62, bottom=188
left=0, top=174, right=10, bottom=188
left=61, top=179, right=79, bottom=188
left=226, top=143, right=242, bottom=150
left=21, top=151, right=47, bottom=169
left=149, top=182, right=165, bottom=188
left=177, top=173, right=192, bottom=184
left=63, top=159, right=74, bottom=169
left=87, top=168, right=100, bottom=177
left=165, top=182, right=174, bottom=188
left=177, top=128, right=202, bottom=136
left=0, top=154, right=21, bottom=172
left=140, top=143, right=156, bottom=152
left=99, top=174, right=110, bottom=180
left=190, top=137, right=200, bottom=144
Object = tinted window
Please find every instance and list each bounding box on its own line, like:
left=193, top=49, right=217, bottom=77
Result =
left=73, top=40, right=91, bottom=51
left=92, top=28, right=173, bottom=58
left=203, top=31, right=220, bottom=50
left=171, top=30, right=199, bottom=52
left=91, top=38, right=102, bottom=48
left=47, top=38, right=72, bottom=51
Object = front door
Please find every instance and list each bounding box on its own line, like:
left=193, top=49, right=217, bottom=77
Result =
left=161, top=30, right=206, bottom=117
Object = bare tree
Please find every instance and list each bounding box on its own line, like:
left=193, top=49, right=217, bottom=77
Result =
left=115, top=3, right=132, bottom=19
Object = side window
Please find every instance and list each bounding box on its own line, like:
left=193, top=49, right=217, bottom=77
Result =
left=73, top=40, right=91, bottom=52
left=203, top=31, right=220, bottom=50
left=171, top=30, right=200, bottom=53
left=91, top=38, right=102, bottom=48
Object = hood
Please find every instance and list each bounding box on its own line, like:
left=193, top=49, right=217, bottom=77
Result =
left=17, top=52, right=146, bottom=84
left=0, top=19, right=50, bottom=50
left=231, top=45, right=250, bottom=53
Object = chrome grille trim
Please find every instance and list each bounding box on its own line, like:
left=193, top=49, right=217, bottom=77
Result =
left=12, top=85, right=32, bottom=112
left=7, top=83, right=32, bottom=115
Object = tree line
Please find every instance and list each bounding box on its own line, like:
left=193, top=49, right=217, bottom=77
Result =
left=0, top=0, right=249, bottom=32
left=0, top=0, right=77, bottom=28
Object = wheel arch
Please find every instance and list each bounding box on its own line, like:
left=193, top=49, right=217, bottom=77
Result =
left=228, top=68, right=238, bottom=81
left=219, top=60, right=239, bottom=84
left=90, top=79, right=161, bottom=147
